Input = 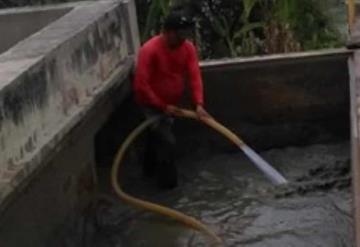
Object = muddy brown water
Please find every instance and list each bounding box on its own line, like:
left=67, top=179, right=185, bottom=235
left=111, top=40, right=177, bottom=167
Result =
left=52, top=141, right=352, bottom=247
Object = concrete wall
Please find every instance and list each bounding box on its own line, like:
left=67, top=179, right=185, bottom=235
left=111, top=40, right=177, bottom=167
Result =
left=0, top=7, right=71, bottom=54
left=95, top=49, right=352, bottom=175
left=0, top=1, right=139, bottom=246
left=175, top=49, right=351, bottom=156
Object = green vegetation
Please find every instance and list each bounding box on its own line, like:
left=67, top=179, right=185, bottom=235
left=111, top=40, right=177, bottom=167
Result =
left=266, top=0, right=342, bottom=53
left=136, top=0, right=344, bottom=59
left=140, top=0, right=175, bottom=42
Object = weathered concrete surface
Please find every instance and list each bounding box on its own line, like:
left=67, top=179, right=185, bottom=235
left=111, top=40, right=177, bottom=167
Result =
left=0, top=66, right=134, bottom=247
left=0, top=0, right=139, bottom=246
left=0, top=105, right=99, bottom=247
left=0, top=6, right=71, bottom=54
left=348, top=48, right=360, bottom=247
left=175, top=49, right=351, bottom=156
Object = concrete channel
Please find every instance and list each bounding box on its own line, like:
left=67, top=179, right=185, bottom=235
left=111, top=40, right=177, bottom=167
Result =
left=89, top=48, right=352, bottom=247
left=0, top=0, right=358, bottom=246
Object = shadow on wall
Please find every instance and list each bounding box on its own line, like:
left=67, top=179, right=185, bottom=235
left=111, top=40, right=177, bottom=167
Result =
left=94, top=92, right=144, bottom=170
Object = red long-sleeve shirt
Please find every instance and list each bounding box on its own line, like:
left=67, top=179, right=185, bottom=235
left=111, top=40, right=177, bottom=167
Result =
left=133, top=35, right=204, bottom=111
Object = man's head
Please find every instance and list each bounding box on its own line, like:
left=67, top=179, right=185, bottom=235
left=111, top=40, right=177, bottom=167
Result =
left=163, top=10, right=195, bottom=49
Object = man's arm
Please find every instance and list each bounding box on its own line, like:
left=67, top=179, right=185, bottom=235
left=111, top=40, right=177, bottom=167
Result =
left=133, top=47, right=167, bottom=111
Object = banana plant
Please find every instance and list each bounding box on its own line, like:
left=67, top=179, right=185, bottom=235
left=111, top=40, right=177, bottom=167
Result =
left=210, top=0, right=264, bottom=57
left=267, top=0, right=341, bottom=52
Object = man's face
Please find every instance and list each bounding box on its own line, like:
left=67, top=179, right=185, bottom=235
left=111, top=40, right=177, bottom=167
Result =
left=166, top=28, right=193, bottom=48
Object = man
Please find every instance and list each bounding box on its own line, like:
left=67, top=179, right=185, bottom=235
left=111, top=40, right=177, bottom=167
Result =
left=133, top=9, right=210, bottom=189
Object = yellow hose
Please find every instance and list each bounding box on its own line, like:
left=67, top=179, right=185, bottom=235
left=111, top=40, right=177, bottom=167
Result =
left=111, top=108, right=282, bottom=245
left=176, top=109, right=245, bottom=148
left=111, top=112, right=223, bottom=246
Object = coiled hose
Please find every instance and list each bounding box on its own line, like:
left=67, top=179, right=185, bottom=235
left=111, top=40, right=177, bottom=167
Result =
left=111, top=108, right=287, bottom=246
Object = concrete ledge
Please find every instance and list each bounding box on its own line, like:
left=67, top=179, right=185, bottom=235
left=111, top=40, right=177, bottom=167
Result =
left=200, top=48, right=352, bottom=68
left=0, top=0, right=138, bottom=210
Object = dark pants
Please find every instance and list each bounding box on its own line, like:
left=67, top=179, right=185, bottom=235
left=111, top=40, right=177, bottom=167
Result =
left=143, top=108, right=178, bottom=189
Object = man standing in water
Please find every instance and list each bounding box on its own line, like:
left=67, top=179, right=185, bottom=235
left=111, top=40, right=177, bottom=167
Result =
left=133, top=9, right=210, bottom=189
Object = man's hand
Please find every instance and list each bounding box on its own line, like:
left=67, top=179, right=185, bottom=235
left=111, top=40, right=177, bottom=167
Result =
left=166, top=105, right=184, bottom=117
left=196, top=105, right=211, bottom=121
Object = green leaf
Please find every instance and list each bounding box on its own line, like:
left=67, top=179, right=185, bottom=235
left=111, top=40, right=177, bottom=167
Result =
left=219, top=15, right=230, bottom=34
left=142, top=0, right=163, bottom=42
left=233, top=22, right=264, bottom=39
left=212, top=15, right=227, bottom=37
left=160, top=0, right=171, bottom=15
left=242, top=0, right=258, bottom=22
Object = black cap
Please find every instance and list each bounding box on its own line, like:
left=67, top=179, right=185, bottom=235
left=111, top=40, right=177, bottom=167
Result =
left=163, top=9, right=195, bottom=31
